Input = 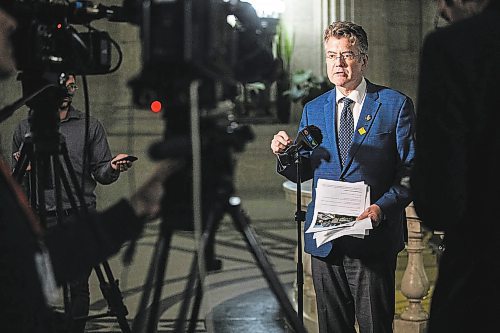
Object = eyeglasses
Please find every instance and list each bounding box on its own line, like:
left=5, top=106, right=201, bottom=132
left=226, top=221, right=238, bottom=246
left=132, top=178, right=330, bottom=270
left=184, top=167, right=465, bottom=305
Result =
left=66, top=83, right=78, bottom=92
left=326, top=52, right=364, bottom=62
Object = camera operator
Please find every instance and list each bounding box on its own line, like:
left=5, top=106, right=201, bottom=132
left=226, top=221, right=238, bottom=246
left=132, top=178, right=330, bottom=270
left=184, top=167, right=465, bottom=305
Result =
left=0, top=6, right=183, bottom=332
left=12, top=72, right=134, bottom=333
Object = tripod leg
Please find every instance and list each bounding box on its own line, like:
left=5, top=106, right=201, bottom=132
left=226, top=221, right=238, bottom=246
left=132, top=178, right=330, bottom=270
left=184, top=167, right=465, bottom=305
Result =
left=173, top=253, right=200, bottom=333
left=226, top=198, right=307, bottom=333
left=173, top=199, right=225, bottom=333
left=145, top=226, right=174, bottom=333
left=183, top=200, right=226, bottom=332
left=12, top=139, right=32, bottom=182
left=27, top=159, right=37, bottom=208
left=131, top=231, right=169, bottom=333
left=61, top=283, right=72, bottom=324
left=186, top=278, right=204, bottom=333
left=34, top=155, right=50, bottom=224
left=94, top=263, right=131, bottom=333
left=52, top=155, right=68, bottom=227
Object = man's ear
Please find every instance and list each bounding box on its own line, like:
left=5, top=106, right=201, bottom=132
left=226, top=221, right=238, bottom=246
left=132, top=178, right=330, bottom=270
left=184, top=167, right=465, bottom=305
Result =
left=361, top=54, right=368, bottom=70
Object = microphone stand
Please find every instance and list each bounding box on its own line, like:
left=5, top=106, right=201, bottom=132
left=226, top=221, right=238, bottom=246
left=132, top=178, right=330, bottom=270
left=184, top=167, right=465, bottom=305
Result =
left=294, top=152, right=305, bottom=324
left=278, top=125, right=324, bottom=325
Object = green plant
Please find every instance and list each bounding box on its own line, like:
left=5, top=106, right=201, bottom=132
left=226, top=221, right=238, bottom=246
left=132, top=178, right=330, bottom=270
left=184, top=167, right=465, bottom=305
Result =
left=242, top=82, right=267, bottom=108
left=276, top=21, right=294, bottom=74
left=284, top=70, right=332, bottom=105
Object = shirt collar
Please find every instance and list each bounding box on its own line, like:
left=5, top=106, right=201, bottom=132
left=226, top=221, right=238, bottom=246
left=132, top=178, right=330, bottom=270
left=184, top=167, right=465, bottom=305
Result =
left=61, top=106, right=82, bottom=122
left=335, top=77, right=367, bottom=105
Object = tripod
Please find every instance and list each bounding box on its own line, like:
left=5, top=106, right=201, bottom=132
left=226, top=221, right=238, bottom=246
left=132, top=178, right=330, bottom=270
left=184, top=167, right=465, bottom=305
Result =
left=131, top=176, right=307, bottom=333
left=178, top=181, right=307, bottom=333
left=12, top=82, right=131, bottom=333
left=130, top=80, right=306, bottom=333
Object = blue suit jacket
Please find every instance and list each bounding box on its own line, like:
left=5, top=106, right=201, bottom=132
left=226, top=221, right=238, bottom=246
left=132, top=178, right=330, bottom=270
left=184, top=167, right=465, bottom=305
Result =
left=280, top=80, right=416, bottom=259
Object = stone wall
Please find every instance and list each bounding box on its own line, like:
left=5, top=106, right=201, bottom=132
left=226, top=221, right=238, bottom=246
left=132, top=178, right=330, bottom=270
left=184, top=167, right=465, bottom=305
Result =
left=281, top=0, right=439, bottom=122
left=0, top=0, right=440, bottom=210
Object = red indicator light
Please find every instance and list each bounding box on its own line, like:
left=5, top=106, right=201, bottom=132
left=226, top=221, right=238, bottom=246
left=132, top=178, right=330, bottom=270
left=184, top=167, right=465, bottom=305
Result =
left=57, top=23, right=62, bottom=29
left=150, top=100, right=162, bottom=113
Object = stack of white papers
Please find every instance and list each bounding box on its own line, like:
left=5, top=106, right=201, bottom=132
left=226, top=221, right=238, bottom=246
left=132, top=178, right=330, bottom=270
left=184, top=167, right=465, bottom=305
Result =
left=306, top=179, right=373, bottom=247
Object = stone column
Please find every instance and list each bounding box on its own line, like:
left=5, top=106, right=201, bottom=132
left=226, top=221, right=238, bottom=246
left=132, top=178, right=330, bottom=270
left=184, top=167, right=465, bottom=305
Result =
left=394, top=202, right=430, bottom=333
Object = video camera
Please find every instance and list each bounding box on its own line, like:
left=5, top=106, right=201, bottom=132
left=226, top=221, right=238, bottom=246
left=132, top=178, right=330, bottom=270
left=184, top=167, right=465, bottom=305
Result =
left=7, top=0, right=126, bottom=76
left=124, top=0, right=277, bottom=109
left=5, top=0, right=276, bottom=96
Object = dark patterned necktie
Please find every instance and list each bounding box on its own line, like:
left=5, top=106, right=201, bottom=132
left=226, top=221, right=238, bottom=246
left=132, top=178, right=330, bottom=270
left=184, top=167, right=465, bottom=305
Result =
left=338, top=97, right=355, bottom=167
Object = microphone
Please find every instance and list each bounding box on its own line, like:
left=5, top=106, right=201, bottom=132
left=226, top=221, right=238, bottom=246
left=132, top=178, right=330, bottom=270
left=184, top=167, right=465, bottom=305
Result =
left=278, top=125, right=323, bottom=165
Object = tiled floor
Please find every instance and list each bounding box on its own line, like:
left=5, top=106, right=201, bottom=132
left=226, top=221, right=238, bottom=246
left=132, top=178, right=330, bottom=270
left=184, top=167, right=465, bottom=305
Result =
left=80, top=209, right=297, bottom=332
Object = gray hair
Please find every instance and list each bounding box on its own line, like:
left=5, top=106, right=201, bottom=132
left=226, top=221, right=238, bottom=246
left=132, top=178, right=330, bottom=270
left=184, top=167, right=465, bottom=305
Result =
left=324, top=21, right=368, bottom=55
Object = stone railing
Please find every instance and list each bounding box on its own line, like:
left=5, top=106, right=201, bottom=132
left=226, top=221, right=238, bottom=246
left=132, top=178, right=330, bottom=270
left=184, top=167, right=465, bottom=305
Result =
left=282, top=181, right=436, bottom=333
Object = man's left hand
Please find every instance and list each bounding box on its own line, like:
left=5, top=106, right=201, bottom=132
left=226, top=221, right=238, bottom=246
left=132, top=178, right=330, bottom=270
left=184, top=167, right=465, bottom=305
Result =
left=111, top=154, right=134, bottom=172
left=357, top=204, right=383, bottom=227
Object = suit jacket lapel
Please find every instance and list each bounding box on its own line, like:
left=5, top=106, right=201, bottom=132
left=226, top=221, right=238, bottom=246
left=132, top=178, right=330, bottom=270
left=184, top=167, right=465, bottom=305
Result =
left=340, top=82, right=381, bottom=177
left=323, top=89, right=340, bottom=170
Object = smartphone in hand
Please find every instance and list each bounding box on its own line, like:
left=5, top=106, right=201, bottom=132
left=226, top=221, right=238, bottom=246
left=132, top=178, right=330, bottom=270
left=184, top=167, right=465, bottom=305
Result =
left=112, top=155, right=138, bottom=164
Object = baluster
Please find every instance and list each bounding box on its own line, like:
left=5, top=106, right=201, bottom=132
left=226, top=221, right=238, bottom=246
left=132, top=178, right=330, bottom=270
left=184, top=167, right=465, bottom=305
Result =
left=394, top=202, right=430, bottom=333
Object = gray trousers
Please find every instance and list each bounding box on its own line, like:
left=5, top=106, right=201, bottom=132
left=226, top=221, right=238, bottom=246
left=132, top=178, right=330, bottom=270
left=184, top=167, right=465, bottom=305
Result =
left=311, top=253, right=397, bottom=333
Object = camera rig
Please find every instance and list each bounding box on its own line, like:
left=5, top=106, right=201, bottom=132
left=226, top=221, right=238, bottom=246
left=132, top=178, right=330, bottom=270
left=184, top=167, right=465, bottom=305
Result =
left=8, top=0, right=126, bottom=76
left=124, top=0, right=277, bottom=110
left=4, top=0, right=278, bottom=239
left=3, top=1, right=307, bottom=332
left=6, top=0, right=277, bottom=90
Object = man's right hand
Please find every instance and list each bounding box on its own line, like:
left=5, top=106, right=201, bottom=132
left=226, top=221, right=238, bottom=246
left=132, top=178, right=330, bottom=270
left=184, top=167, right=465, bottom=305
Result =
left=271, top=131, right=292, bottom=154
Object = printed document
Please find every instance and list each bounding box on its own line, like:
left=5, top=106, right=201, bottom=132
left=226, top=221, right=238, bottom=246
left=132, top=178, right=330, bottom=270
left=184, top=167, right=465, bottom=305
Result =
left=305, top=179, right=373, bottom=247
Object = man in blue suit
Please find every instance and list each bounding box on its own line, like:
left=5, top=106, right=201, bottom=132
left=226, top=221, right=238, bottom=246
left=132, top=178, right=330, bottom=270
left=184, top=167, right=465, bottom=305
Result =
left=271, top=21, right=416, bottom=333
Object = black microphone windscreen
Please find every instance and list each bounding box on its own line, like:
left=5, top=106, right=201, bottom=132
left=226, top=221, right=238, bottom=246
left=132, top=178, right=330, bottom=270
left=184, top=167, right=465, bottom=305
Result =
left=306, top=125, right=323, bottom=145
left=297, top=125, right=322, bottom=150
left=278, top=125, right=324, bottom=166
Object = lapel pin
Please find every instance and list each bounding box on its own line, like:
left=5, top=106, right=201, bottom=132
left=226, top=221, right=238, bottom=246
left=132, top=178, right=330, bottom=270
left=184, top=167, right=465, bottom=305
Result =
left=358, top=127, right=366, bottom=135
left=365, top=114, right=372, bottom=121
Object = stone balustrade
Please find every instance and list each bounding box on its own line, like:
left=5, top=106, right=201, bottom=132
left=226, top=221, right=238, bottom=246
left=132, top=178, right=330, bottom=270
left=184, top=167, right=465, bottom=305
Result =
left=282, top=181, right=436, bottom=333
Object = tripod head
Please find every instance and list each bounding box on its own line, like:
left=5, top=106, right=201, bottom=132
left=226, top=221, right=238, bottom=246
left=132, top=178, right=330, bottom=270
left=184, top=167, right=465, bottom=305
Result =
left=17, top=72, right=71, bottom=147
left=156, top=97, right=254, bottom=232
